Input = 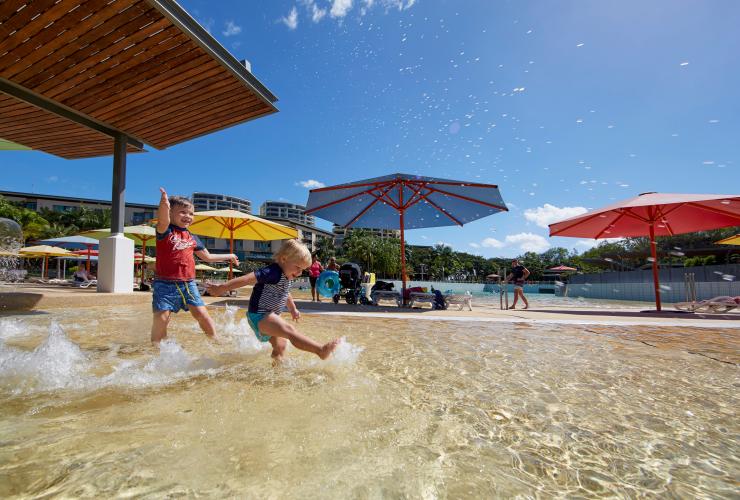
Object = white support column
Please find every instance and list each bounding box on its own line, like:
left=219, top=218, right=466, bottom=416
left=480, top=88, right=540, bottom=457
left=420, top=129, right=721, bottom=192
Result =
left=97, top=234, right=134, bottom=292
left=98, top=132, right=134, bottom=293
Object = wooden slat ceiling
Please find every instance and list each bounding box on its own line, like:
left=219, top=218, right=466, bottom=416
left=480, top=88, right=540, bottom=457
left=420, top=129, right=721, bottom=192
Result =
left=0, top=0, right=277, bottom=159
left=0, top=92, right=143, bottom=157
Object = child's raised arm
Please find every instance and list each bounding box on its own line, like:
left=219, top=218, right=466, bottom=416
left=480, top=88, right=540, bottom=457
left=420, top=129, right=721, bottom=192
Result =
left=207, top=272, right=257, bottom=297
left=156, top=187, right=170, bottom=234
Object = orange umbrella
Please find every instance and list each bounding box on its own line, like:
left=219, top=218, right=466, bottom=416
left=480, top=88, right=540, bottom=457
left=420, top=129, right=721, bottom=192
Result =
left=549, top=192, right=740, bottom=311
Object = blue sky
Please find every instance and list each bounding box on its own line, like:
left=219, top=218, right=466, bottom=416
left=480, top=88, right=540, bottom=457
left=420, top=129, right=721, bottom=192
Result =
left=3, top=0, right=739, bottom=257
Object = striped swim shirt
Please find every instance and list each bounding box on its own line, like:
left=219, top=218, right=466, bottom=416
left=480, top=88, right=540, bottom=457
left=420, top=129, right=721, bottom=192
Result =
left=248, top=263, right=292, bottom=314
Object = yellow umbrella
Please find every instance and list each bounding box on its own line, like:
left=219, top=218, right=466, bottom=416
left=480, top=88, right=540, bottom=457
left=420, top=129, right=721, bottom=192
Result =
left=19, top=245, right=75, bottom=279
left=82, top=225, right=157, bottom=248
left=715, top=234, right=740, bottom=245
left=187, top=210, right=298, bottom=279
left=194, top=263, right=219, bottom=271
left=0, top=250, right=20, bottom=257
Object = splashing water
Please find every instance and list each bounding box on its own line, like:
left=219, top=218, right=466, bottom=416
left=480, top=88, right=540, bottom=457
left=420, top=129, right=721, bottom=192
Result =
left=218, top=305, right=268, bottom=353
left=0, top=322, right=90, bottom=394
left=327, top=336, right=364, bottom=365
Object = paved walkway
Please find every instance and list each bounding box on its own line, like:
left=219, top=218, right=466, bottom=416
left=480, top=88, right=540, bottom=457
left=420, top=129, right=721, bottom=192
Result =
left=2, top=285, right=738, bottom=328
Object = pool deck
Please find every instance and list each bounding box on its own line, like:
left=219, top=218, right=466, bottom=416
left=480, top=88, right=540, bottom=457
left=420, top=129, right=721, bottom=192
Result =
left=2, top=284, right=738, bottom=328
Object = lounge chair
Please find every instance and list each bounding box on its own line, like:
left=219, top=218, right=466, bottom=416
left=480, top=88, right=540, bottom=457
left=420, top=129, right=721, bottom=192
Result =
left=408, top=291, right=436, bottom=308
left=674, top=296, right=739, bottom=314
left=445, top=292, right=473, bottom=311
left=371, top=290, right=402, bottom=307
left=73, top=279, right=97, bottom=288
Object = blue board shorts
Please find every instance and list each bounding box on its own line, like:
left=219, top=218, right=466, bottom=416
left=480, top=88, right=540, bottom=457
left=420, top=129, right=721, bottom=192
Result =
left=152, top=280, right=204, bottom=313
left=247, top=311, right=272, bottom=342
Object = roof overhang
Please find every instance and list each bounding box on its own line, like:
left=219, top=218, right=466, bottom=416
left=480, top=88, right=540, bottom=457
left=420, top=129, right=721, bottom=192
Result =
left=0, top=0, right=278, bottom=159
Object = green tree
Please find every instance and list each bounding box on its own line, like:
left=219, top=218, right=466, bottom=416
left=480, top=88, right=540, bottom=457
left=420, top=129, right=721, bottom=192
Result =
left=0, top=196, right=50, bottom=243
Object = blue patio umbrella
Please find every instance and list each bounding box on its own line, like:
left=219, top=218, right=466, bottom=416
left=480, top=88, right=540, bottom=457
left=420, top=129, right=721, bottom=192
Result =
left=38, top=235, right=99, bottom=271
left=305, top=173, right=508, bottom=297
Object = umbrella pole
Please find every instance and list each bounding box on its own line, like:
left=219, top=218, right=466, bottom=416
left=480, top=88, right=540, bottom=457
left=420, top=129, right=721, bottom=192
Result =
left=229, top=231, right=234, bottom=280
left=400, top=210, right=406, bottom=304
left=43, top=255, right=48, bottom=280
left=649, top=224, right=662, bottom=311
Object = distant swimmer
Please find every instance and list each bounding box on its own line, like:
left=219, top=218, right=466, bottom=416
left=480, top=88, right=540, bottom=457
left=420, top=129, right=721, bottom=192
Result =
left=208, top=239, right=342, bottom=364
left=506, top=259, right=530, bottom=310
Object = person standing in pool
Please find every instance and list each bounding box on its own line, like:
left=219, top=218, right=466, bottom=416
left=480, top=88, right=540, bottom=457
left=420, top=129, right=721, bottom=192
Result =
left=208, top=239, right=341, bottom=364
left=308, top=253, right=324, bottom=302
left=506, top=259, right=530, bottom=310
left=151, top=188, right=239, bottom=343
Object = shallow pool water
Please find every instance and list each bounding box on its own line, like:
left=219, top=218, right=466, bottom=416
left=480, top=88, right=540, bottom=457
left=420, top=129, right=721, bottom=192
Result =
left=0, top=305, right=737, bottom=497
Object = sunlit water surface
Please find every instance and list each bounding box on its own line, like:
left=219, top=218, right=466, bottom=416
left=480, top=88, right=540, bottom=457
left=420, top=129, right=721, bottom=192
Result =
left=0, top=305, right=737, bottom=498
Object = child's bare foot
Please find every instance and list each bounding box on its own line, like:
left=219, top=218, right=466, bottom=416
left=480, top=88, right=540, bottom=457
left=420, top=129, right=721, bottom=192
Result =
left=318, top=338, right=342, bottom=360
left=206, top=334, right=226, bottom=345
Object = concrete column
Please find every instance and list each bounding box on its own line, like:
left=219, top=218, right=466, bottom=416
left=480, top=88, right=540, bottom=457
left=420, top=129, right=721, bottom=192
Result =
left=97, top=234, right=134, bottom=293
left=98, top=133, right=134, bottom=293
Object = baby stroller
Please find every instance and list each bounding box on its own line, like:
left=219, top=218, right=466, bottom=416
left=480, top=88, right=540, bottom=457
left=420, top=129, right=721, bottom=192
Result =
left=333, top=262, right=370, bottom=305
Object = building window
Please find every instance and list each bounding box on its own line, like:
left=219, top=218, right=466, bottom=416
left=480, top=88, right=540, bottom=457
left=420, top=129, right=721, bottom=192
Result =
left=52, top=204, right=74, bottom=212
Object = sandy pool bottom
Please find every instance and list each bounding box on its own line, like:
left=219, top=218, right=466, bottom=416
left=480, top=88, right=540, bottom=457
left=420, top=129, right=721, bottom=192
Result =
left=0, top=305, right=738, bottom=498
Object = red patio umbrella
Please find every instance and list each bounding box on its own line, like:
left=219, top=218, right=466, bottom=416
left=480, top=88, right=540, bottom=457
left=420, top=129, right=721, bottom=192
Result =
left=549, top=192, right=740, bottom=311
left=548, top=265, right=577, bottom=272
left=72, top=248, right=99, bottom=271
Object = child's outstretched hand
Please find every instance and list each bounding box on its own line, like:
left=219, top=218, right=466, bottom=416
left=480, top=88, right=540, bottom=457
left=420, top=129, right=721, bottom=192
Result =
left=159, top=187, right=170, bottom=208
left=228, top=254, right=240, bottom=266
left=290, top=309, right=300, bottom=322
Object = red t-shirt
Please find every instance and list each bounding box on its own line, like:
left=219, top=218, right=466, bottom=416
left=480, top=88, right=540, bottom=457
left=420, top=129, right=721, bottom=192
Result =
left=155, top=225, right=204, bottom=281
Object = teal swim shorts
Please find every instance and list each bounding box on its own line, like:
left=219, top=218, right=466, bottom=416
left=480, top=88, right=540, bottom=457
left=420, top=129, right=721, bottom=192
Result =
left=247, top=311, right=271, bottom=342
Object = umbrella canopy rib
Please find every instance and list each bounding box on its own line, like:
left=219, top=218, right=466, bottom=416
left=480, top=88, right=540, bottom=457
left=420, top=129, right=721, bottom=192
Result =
left=345, top=184, right=398, bottom=228
left=306, top=181, right=397, bottom=213
left=419, top=191, right=464, bottom=226
left=595, top=211, right=626, bottom=239
left=685, top=202, right=739, bottom=219
left=427, top=186, right=508, bottom=211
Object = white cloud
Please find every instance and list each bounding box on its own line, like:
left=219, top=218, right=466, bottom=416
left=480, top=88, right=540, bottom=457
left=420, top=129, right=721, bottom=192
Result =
left=481, top=237, right=504, bottom=249
left=297, top=179, right=325, bottom=189
left=504, top=233, right=551, bottom=253
left=222, top=21, right=242, bottom=36
left=469, top=242, right=480, bottom=249
left=45, top=175, right=59, bottom=182
left=523, top=203, right=588, bottom=228
left=281, top=7, right=299, bottom=29
left=300, top=0, right=327, bottom=22
left=330, top=0, right=353, bottom=18
left=311, top=3, right=327, bottom=21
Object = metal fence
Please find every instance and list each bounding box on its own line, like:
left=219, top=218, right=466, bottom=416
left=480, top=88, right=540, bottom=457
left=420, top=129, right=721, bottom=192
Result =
left=569, top=264, right=738, bottom=285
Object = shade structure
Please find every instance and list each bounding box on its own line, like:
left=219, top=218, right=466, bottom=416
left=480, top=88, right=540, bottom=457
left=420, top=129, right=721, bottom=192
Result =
left=548, top=265, right=577, bottom=272
left=38, top=235, right=100, bottom=250
left=0, top=0, right=278, bottom=159
left=194, top=263, right=219, bottom=272
left=549, top=192, right=740, bottom=311
left=715, top=234, right=740, bottom=246
left=39, top=235, right=100, bottom=271
left=305, top=173, right=508, bottom=298
left=83, top=225, right=157, bottom=248
left=187, top=210, right=297, bottom=279
left=19, top=244, right=75, bottom=279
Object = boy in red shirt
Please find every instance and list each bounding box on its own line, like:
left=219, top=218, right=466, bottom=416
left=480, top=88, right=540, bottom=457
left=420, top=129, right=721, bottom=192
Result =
left=151, top=188, right=239, bottom=342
